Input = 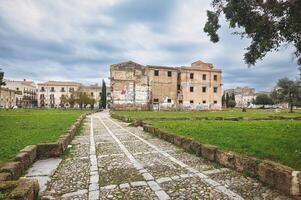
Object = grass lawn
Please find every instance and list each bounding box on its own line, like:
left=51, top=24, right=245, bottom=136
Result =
left=0, top=109, right=87, bottom=166
left=146, top=120, right=301, bottom=170
left=114, top=109, right=301, bottom=120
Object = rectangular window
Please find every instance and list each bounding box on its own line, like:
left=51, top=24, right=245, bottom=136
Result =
left=179, top=100, right=183, bottom=104
left=41, top=87, right=45, bottom=92
left=214, top=75, right=218, bottom=81
left=214, top=100, right=217, bottom=104
left=190, top=100, right=194, bottom=104
left=202, top=74, right=206, bottom=80
left=69, top=88, right=74, bottom=92
left=177, top=84, right=180, bottom=90
left=167, top=98, right=171, bottom=103
left=153, top=98, right=159, bottom=103
left=154, top=70, right=159, bottom=76
left=214, top=87, right=218, bottom=93
left=61, top=87, right=65, bottom=92
left=190, top=86, right=194, bottom=92
left=168, top=71, right=172, bottom=77
left=203, top=100, right=206, bottom=104
left=51, top=87, right=55, bottom=92
left=190, top=73, right=194, bottom=79
left=202, top=87, right=206, bottom=93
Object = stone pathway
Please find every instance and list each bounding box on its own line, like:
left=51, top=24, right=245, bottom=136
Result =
left=41, top=112, right=298, bottom=200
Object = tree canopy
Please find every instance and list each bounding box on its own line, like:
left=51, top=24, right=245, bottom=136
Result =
left=254, top=94, right=274, bottom=106
left=204, top=0, right=301, bottom=66
left=271, top=77, right=301, bottom=112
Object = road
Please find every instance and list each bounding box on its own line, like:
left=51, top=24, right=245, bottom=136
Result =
left=41, top=112, right=294, bottom=200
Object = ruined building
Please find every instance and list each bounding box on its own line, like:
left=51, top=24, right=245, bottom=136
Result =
left=110, top=60, right=222, bottom=110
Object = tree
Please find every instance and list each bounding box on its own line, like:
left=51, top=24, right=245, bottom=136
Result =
left=77, top=92, right=90, bottom=109
left=100, top=80, right=107, bottom=109
left=254, top=94, right=274, bottom=107
left=271, top=78, right=301, bottom=112
left=228, top=100, right=236, bottom=108
left=60, top=94, right=69, bottom=107
left=221, top=93, right=226, bottom=107
left=0, top=69, right=6, bottom=107
left=204, top=0, right=301, bottom=66
left=68, top=94, right=76, bottom=108
left=225, top=93, right=230, bottom=107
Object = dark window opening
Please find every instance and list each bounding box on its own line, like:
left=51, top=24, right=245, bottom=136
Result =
left=167, top=99, right=171, bottom=103
left=177, top=84, right=180, bottom=90
left=202, top=74, right=206, bottom=80
left=168, top=71, right=172, bottom=77
left=153, top=98, right=159, bottom=103
left=214, top=87, right=218, bottom=93
left=190, top=100, right=194, bottom=104
left=154, top=70, right=159, bottom=76
left=214, top=101, right=218, bottom=104
left=179, top=100, right=183, bottom=104
left=214, top=75, right=218, bottom=81
left=51, top=87, right=55, bottom=92
left=202, top=87, right=206, bottom=93
left=61, top=87, right=65, bottom=92
left=190, top=86, right=194, bottom=92
left=190, top=73, right=194, bottom=79
left=203, top=100, right=206, bottom=104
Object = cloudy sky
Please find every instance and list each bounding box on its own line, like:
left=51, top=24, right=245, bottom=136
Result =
left=0, top=0, right=299, bottom=91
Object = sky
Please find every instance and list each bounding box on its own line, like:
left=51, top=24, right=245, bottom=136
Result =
left=0, top=0, right=299, bottom=91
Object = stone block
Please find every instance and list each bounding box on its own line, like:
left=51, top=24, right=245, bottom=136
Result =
left=37, top=143, right=63, bottom=158
left=201, top=144, right=217, bottom=161
left=0, top=172, right=12, bottom=181
left=173, top=135, right=183, bottom=146
left=8, top=178, right=39, bottom=200
left=20, top=145, right=37, bottom=165
left=0, top=180, right=18, bottom=192
left=0, top=162, right=23, bottom=180
left=258, top=161, right=293, bottom=195
left=57, top=134, right=71, bottom=152
left=215, top=150, right=235, bottom=169
left=14, top=152, right=31, bottom=170
left=190, top=140, right=202, bottom=156
left=234, top=155, right=259, bottom=178
left=181, top=138, right=193, bottom=152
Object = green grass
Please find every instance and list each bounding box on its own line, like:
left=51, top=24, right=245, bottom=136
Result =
left=146, top=120, right=301, bottom=170
left=114, top=109, right=301, bottom=120
left=0, top=109, right=87, bottom=165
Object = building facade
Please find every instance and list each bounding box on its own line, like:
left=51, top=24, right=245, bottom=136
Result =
left=4, top=79, right=37, bottom=108
left=78, top=84, right=102, bottom=108
left=37, top=81, right=81, bottom=108
left=110, top=60, right=222, bottom=110
left=224, top=87, right=256, bottom=108
left=0, top=87, right=16, bottom=108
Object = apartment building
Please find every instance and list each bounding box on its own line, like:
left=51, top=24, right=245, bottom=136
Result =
left=4, top=79, right=37, bottom=108
left=78, top=84, right=102, bottom=108
left=0, top=87, right=16, bottom=108
left=37, top=81, right=81, bottom=108
left=110, top=60, right=222, bottom=110
left=224, top=87, right=256, bottom=108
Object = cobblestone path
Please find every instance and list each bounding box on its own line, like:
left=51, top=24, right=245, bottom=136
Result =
left=42, top=112, right=297, bottom=200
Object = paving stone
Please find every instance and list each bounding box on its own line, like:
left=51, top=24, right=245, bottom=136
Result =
left=130, top=181, right=147, bottom=187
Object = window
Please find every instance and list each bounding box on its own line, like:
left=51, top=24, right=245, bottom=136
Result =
left=69, top=88, right=74, bottom=92
left=214, top=101, right=218, bottom=104
left=202, top=87, right=206, bottom=93
left=214, top=75, right=218, bottom=81
left=154, top=70, right=159, bottom=76
left=203, top=100, right=206, bottom=104
left=41, top=87, right=45, bottom=92
left=177, top=73, right=181, bottom=79
left=167, top=98, right=171, bottom=103
left=168, top=71, right=172, bottom=77
left=61, top=87, right=65, bottom=92
left=190, top=73, right=194, bottom=79
left=51, top=87, right=55, bottom=92
left=153, top=98, right=159, bottom=103
left=91, top=92, right=94, bottom=96
left=202, top=74, right=206, bottom=80
left=16, top=88, right=19, bottom=91
left=190, top=86, right=194, bottom=92
left=177, top=84, right=180, bottom=90
left=179, top=100, right=183, bottom=104
left=190, top=100, right=194, bottom=104
left=214, top=87, right=218, bottom=93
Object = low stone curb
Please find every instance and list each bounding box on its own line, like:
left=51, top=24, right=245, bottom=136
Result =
left=110, top=113, right=301, bottom=123
left=0, top=111, right=95, bottom=199
left=111, top=114, right=301, bottom=197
